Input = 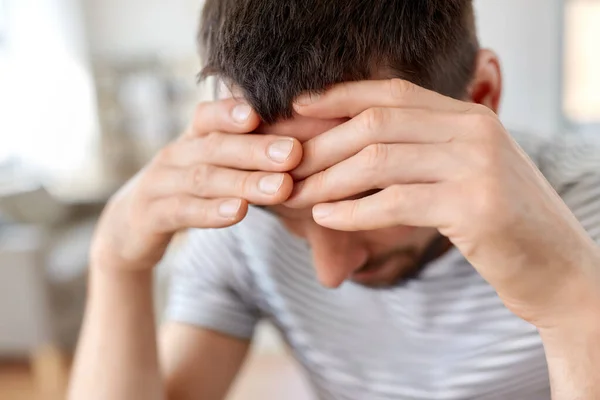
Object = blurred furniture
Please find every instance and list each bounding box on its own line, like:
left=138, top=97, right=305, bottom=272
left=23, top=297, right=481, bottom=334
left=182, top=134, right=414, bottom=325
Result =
left=0, top=225, right=50, bottom=356
left=0, top=176, right=100, bottom=399
left=93, top=57, right=196, bottom=182
left=0, top=224, right=70, bottom=399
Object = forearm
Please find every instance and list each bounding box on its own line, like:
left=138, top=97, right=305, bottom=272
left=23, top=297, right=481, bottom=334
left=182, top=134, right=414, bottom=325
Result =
left=68, top=266, right=164, bottom=400
left=539, top=256, right=600, bottom=400
left=541, top=317, right=600, bottom=400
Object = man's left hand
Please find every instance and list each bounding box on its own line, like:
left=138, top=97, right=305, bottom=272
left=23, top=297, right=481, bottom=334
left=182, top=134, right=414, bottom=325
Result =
left=285, top=79, right=600, bottom=328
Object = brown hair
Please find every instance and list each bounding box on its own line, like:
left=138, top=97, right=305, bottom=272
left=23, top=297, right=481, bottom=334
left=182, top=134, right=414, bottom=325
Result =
left=199, top=0, right=479, bottom=123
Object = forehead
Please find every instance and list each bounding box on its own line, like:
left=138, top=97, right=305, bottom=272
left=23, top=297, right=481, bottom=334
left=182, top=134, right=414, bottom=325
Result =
left=215, top=79, right=347, bottom=142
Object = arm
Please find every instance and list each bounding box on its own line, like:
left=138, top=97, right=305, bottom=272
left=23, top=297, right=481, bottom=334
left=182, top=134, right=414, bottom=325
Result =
left=287, top=79, right=600, bottom=397
left=539, top=143, right=600, bottom=399
left=160, top=323, right=250, bottom=400
left=68, top=267, right=250, bottom=400
left=67, top=98, right=301, bottom=399
left=68, top=268, right=163, bottom=400
left=541, top=303, right=600, bottom=400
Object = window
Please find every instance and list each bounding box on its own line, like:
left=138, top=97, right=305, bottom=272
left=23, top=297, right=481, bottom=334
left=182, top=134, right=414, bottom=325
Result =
left=0, top=0, right=6, bottom=43
left=564, top=0, right=600, bottom=126
left=0, top=0, right=99, bottom=178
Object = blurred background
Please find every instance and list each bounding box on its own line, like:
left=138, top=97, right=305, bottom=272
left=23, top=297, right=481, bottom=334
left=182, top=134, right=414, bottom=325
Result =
left=0, top=0, right=598, bottom=399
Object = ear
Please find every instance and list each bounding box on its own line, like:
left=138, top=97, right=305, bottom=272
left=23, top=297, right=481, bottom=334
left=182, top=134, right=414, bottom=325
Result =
left=467, top=49, right=502, bottom=113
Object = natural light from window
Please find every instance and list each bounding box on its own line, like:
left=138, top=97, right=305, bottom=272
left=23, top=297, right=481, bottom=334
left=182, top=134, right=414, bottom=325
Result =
left=0, top=0, right=98, bottom=177
left=564, top=0, right=600, bottom=123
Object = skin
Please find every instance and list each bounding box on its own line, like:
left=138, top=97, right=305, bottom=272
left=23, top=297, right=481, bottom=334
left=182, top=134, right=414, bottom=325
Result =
left=69, top=50, right=600, bottom=400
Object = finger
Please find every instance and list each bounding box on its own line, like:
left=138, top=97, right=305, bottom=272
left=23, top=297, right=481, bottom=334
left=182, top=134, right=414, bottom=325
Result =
left=184, top=98, right=261, bottom=139
left=146, top=166, right=294, bottom=205
left=293, top=79, right=477, bottom=119
left=148, top=196, right=249, bottom=232
left=311, top=184, right=453, bottom=231
left=292, top=108, right=463, bottom=180
left=286, top=143, right=460, bottom=208
left=160, top=133, right=302, bottom=172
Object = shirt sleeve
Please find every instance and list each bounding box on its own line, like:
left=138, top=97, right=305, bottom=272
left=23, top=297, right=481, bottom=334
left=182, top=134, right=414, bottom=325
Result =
left=164, top=227, right=260, bottom=340
left=541, top=132, right=600, bottom=244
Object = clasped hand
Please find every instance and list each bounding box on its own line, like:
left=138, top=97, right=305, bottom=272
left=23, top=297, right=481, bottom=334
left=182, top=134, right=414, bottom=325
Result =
left=285, top=79, right=600, bottom=329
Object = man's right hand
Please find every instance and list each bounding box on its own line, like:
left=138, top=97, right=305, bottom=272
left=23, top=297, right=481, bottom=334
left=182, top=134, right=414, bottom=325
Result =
left=90, top=99, right=302, bottom=271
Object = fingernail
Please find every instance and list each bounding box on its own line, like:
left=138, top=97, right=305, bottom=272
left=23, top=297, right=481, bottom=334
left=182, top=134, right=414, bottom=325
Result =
left=232, top=103, right=252, bottom=123
left=268, top=139, right=294, bottom=163
left=295, top=92, right=320, bottom=106
left=219, top=199, right=241, bottom=218
left=313, top=204, right=334, bottom=219
left=259, top=174, right=284, bottom=195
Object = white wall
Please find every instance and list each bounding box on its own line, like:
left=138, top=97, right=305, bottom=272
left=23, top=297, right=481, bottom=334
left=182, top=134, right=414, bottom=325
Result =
left=83, top=0, right=565, bottom=136
left=474, top=0, right=564, bottom=136
left=83, top=0, right=201, bottom=59
left=564, top=1, right=600, bottom=122
left=0, top=0, right=100, bottom=174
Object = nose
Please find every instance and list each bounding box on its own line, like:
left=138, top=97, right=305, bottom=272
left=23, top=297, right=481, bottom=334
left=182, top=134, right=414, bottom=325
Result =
left=306, top=226, right=369, bottom=288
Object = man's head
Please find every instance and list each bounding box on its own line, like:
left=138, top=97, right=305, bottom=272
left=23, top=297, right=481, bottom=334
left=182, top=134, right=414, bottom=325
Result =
left=198, top=0, right=502, bottom=288
left=200, top=0, right=479, bottom=123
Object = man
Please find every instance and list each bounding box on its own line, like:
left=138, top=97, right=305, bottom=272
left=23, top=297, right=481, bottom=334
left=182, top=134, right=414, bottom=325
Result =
left=69, top=1, right=600, bottom=399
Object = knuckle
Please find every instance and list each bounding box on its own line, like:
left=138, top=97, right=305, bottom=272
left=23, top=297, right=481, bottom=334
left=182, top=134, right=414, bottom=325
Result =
left=187, top=164, right=212, bottom=195
left=385, top=185, right=405, bottom=210
left=155, top=144, right=176, bottom=164
left=358, top=107, right=386, bottom=137
left=314, top=170, right=330, bottom=191
left=133, top=170, right=155, bottom=197
left=346, top=200, right=362, bottom=227
left=200, top=131, right=222, bottom=155
left=250, top=136, right=268, bottom=165
left=468, top=112, right=502, bottom=140
left=361, top=143, right=388, bottom=170
left=471, top=103, right=497, bottom=118
left=238, top=172, right=256, bottom=197
left=389, top=78, right=415, bottom=100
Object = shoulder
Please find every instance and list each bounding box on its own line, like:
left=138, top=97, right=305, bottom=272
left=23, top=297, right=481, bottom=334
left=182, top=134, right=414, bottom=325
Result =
left=516, top=130, right=600, bottom=243
left=542, top=131, right=600, bottom=193
left=180, top=205, right=293, bottom=276
left=510, top=130, right=600, bottom=192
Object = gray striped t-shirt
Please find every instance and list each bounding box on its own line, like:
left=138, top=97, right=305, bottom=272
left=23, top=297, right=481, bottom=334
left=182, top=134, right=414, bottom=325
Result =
left=166, top=131, right=600, bottom=400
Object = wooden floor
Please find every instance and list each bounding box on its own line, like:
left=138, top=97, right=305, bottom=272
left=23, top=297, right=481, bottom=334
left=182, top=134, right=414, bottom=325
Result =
left=0, top=348, right=312, bottom=400
left=0, top=347, right=69, bottom=400
left=0, top=363, right=36, bottom=400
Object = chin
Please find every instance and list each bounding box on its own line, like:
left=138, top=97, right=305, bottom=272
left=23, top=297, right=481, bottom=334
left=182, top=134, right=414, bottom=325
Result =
left=350, top=263, right=424, bottom=288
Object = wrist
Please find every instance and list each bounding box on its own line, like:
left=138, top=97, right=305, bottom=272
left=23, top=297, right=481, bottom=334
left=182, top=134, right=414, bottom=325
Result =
left=538, top=293, right=600, bottom=344
left=89, top=260, right=155, bottom=297
left=90, top=241, right=165, bottom=274
left=533, top=244, right=600, bottom=329
left=538, top=307, right=600, bottom=399
left=538, top=305, right=600, bottom=345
